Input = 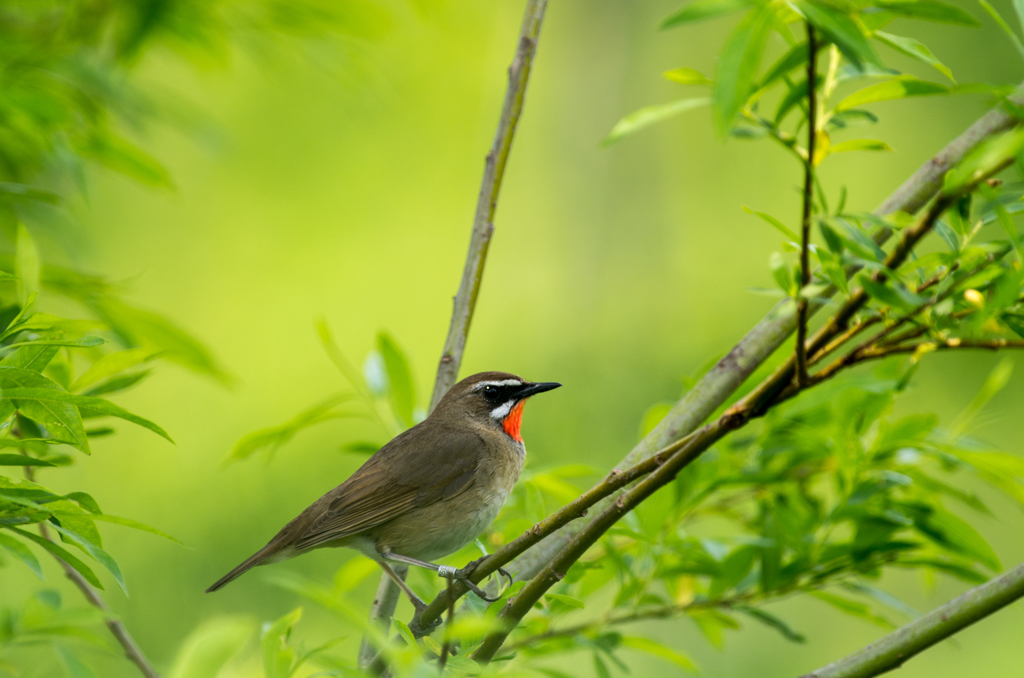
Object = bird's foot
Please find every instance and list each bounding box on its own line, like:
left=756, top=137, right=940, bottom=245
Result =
left=437, top=560, right=514, bottom=603
left=408, top=604, right=443, bottom=637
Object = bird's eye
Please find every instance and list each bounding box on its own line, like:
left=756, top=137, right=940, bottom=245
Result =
left=483, top=385, right=499, bottom=398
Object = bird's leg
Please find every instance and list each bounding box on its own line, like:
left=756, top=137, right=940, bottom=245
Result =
left=381, top=550, right=503, bottom=603
left=454, top=556, right=515, bottom=595
left=378, top=561, right=428, bottom=611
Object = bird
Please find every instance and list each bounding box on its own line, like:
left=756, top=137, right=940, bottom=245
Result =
left=206, top=371, right=560, bottom=621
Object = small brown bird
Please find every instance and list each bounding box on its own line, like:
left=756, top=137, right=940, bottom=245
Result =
left=206, top=371, right=559, bottom=616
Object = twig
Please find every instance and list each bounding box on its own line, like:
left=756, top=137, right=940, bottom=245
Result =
left=358, top=0, right=550, bottom=668
left=501, top=597, right=744, bottom=652
left=504, top=83, right=1024, bottom=586
left=413, top=435, right=694, bottom=634
left=22, top=464, right=160, bottom=678
left=799, top=562, right=1024, bottom=678
left=796, top=23, right=818, bottom=388
left=439, top=576, right=454, bottom=669
left=470, top=167, right=1011, bottom=663
left=427, top=0, right=550, bottom=410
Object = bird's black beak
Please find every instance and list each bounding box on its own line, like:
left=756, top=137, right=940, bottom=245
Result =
left=515, top=381, right=561, bottom=399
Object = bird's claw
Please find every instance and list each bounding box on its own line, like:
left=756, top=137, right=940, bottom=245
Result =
left=438, top=558, right=513, bottom=603
left=408, top=606, right=443, bottom=637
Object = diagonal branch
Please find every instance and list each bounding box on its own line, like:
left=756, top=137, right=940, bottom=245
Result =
left=504, top=85, right=1024, bottom=584
left=469, top=164, right=1011, bottom=663
left=358, top=0, right=550, bottom=668
left=799, top=562, right=1024, bottom=678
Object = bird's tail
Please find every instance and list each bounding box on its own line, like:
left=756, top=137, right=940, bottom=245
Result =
left=205, top=545, right=278, bottom=593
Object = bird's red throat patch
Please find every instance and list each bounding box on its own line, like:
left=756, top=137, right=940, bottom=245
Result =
left=503, top=400, right=526, bottom=443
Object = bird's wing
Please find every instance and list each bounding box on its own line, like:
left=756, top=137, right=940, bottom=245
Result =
left=293, top=427, right=483, bottom=551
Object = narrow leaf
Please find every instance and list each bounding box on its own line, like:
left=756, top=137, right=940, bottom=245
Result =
left=744, top=207, right=800, bottom=241
left=830, top=139, right=894, bottom=153
left=836, top=77, right=949, bottom=111
left=603, top=98, right=711, bottom=145
left=875, top=0, right=981, bottom=26
left=0, top=530, right=44, bottom=579
left=714, top=6, right=773, bottom=137
left=791, top=0, right=880, bottom=67
left=661, top=0, right=756, bottom=28
left=10, top=527, right=103, bottom=589
left=0, top=387, right=172, bottom=443
left=874, top=31, right=954, bottom=82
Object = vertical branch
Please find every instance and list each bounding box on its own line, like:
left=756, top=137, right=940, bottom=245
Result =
left=428, top=0, right=551, bottom=410
left=358, top=0, right=550, bottom=669
left=796, top=23, right=818, bottom=388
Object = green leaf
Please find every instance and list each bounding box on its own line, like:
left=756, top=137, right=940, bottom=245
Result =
left=875, top=0, right=981, bottom=26
left=70, top=348, right=158, bottom=394
left=48, top=522, right=128, bottom=594
left=80, top=132, right=172, bottom=188
left=770, top=252, right=796, bottom=295
left=230, top=393, right=350, bottom=461
left=744, top=207, right=800, bottom=241
left=918, top=509, right=1001, bottom=571
left=711, top=546, right=758, bottom=596
left=15, top=224, right=39, bottom=309
left=830, top=139, right=893, bottom=153
left=86, top=514, right=182, bottom=545
left=978, top=0, right=1024, bottom=60
left=621, top=636, right=698, bottom=672
left=0, top=453, right=55, bottom=466
left=944, top=127, right=1024, bottom=193
left=0, top=386, right=172, bottom=444
left=378, top=332, right=415, bottom=429
left=836, top=77, right=949, bottom=111
left=9, top=527, right=103, bottom=589
left=739, top=607, right=806, bottom=642
left=90, top=300, right=228, bottom=383
left=545, top=593, right=585, bottom=610
left=713, top=6, right=773, bottom=137
left=168, top=617, right=255, bottom=678
left=661, top=0, right=756, bottom=27
left=392, top=618, right=420, bottom=656
left=858, top=274, right=916, bottom=310
left=791, top=0, right=880, bottom=67
left=4, top=336, right=105, bottom=351
left=602, top=98, right=711, bottom=146
left=810, top=591, right=892, bottom=627
left=0, top=367, right=89, bottom=454
left=758, top=41, right=809, bottom=90
left=262, top=608, right=302, bottom=678
left=664, top=67, right=713, bottom=85
left=875, top=31, right=954, bottom=82
left=0, top=530, right=44, bottom=579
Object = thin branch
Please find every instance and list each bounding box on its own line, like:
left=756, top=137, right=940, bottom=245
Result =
left=359, top=0, right=550, bottom=667
left=796, top=23, right=818, bottom=388
left=505, top=84, right=1024, bottom=586
left=799, top=562, right=1024, bottom=678
left=501, top=597, right=744, bottom=652
left=22, top=465, right=160, bottom=678
left=413, top=434, right=693, bottom=634
left=470, top=167, right=1011, bottom=663
left=427, top=0, right=550, bottom=410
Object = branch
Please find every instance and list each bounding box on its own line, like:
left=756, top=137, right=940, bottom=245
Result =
left=427, top=0, right=550, bottom=410
left=505, top=84, right=1024, bottom=585
left=799, top=562, right=1024, bottom=678
left=469, top=166, right=1011, bottom=663
left=796, top=23, right=818, bottom=388
left=358, top=0, right=550, bottom=667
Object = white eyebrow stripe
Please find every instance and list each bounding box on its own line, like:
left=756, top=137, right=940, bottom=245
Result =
left=473, top=379, right=524, bottom=391
left=490, top=400, right=515, bottom=419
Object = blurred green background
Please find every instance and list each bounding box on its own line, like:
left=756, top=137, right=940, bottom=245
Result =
left=5, top=0, right=1024, bottom=675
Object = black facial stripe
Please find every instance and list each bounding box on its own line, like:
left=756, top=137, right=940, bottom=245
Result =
left=481, top=383, right=523, bottom=404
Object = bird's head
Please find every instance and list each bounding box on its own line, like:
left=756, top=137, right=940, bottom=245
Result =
left=436, top=371, right=561, bottom=443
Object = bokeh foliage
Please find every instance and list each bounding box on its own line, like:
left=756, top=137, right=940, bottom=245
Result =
left=3, top=0, right=1024, bottom=677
